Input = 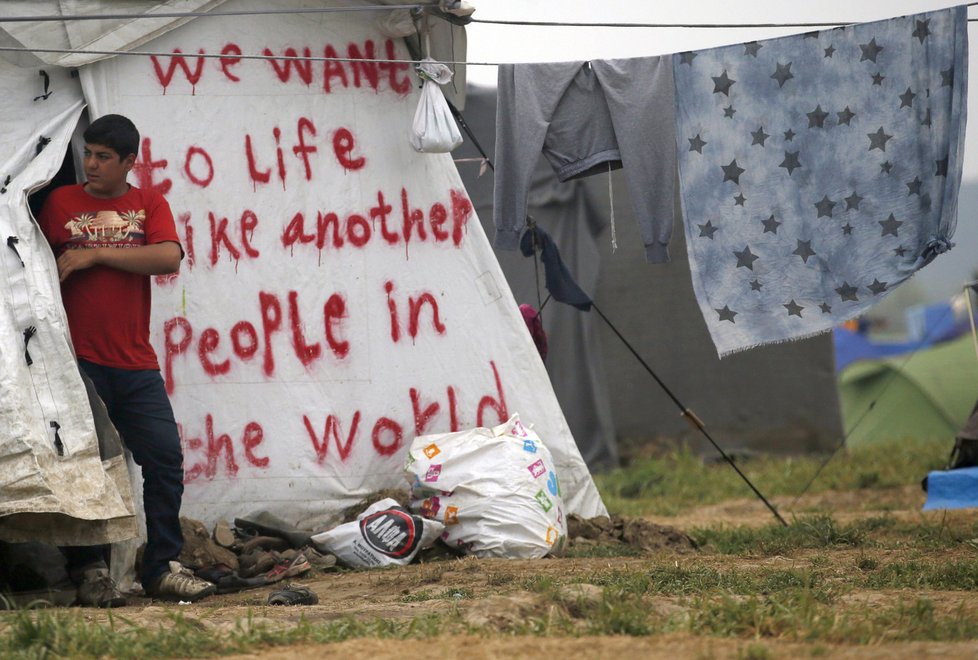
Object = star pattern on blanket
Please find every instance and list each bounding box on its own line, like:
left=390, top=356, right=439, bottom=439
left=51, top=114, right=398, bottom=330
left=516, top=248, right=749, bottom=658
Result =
left=761, top=215, right=782, bottom=234
left=771, top=62, right=794, bottom=87
left=779, top=150, right=802, bottom=175
left=674, top=7, right=965, bottom=357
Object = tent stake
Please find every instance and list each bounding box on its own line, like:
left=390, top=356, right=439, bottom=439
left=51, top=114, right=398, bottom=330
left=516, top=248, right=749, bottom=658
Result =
left=591, top=302, right=789, bottom=527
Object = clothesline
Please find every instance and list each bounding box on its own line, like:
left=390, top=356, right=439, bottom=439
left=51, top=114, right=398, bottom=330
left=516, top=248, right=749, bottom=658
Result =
left=1, top=3, right=976, bottom=27
left=0, top=4, right=434, bottom=23
left=6, top=18, right=978, bottom=67
left=0, top=45, right=478, bottom=65
left=475, top=17, right=978, bottom=28
left=472, top=4, right=978, bottom=28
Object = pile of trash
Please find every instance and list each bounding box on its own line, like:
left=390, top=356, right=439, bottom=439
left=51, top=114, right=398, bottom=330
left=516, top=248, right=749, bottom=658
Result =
left=177, top=512, right=339, bottom=595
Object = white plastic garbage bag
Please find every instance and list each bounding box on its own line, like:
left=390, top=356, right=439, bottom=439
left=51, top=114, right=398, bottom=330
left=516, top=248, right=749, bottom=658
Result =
left=410, top=58, right=463, bottom=153
left=404, top=414, right=567, bottom=559
left=309, top=498, right=444, bottom=568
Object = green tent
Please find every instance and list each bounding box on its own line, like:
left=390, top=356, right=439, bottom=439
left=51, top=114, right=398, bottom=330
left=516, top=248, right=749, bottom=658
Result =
left=839, top=334, right=978, bottom=447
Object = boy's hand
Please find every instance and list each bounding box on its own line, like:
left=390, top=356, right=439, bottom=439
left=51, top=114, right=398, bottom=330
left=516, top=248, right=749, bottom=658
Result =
left=56, top=248, right=101, bottom=281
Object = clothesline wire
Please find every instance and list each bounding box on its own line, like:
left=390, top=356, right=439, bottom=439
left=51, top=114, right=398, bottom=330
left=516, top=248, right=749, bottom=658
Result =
left=5, top=4, right=978, bottom=65
left=477, top=18, right=978, bottom=27
left=7, top=15, right=978, bottom=66
left=0, top=4, right=434, bottom=22
left=0, top=45, right=473, bottom=65
left=1, top=2, right=975, bottom=26
left=473, top=10, right=978, bottom=29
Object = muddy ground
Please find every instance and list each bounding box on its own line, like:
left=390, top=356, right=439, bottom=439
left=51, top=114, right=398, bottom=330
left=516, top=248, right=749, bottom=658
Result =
left=9, top=485, right=978, bottom=659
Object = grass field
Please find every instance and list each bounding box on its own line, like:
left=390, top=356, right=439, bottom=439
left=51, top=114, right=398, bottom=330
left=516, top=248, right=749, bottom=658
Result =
left=3, top=438, right=977, bottom=659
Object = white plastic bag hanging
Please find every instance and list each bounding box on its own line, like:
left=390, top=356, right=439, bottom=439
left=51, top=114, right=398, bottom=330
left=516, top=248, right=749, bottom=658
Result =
left=410, top=58, right=463, bottom=153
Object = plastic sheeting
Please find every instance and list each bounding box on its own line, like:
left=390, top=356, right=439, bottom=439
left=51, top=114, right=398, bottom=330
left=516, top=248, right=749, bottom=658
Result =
left=0, top=58, right=136, bottom=545
left=0, top=0, right=468, bottom=107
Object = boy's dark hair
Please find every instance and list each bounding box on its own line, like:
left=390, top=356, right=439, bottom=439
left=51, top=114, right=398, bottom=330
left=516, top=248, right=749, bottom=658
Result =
left=83, top=114, right=139, bottom=160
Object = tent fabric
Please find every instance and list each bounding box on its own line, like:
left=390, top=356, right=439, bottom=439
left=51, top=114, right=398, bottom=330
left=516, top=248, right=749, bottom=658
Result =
left=0, top=1, right=230, bottom=68
left=0, top=58, right=137, bottom=544
left=0, top=0, right=468, bottom=108
left=839, top=334, right=978, bottom=448
left=39, top=0, right=602, bottom=526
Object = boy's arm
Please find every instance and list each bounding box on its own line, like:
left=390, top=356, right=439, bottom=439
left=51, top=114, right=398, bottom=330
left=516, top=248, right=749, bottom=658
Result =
left=56, top=241, right=181, bottom=281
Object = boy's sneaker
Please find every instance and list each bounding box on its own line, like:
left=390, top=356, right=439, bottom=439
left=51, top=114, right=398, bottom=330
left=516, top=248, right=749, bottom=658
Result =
left=76, top=568, right=127, bottom=608
left=146, top=561, right=216, bottom=602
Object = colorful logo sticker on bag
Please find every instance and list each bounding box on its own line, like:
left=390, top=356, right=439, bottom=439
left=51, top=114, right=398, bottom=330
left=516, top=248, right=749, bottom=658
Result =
left=423, top=443, right=441, bottom=459
left=527, top=459, right=546, bottom=478
left=424, top=464, right=442, bottom=482
left=535, top=489, right=553, bottom=512
left=545, top=526, right=559, bottom=546
left=547, top=471, right=559, bottom=496
left=444, top=505, right=460, bottom=525
left=420, top=496, right=441, bottom=518
left=556, top=506, right=564, bottom=526
left=359, top=508, right=421, bottom=558
left=522, top=439, right=537, bottom=454
left=510, top=419, right=529, bottom=438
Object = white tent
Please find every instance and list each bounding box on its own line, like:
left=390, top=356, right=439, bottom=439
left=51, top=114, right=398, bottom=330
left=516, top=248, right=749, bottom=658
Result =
left=0, top=0, right=606, bottom=549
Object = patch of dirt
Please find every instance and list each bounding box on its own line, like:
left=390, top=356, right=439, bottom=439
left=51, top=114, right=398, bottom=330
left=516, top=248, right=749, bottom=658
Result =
left=567, top=514, right=696, bottom=553
left=8, top=488, right=978, bottom=658
left=643, top=485, right=930, bottom=529
left=222, top=634, right=978, bottom=659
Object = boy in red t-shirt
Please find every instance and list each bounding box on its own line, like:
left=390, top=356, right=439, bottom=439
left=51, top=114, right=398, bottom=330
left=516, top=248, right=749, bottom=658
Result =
left=39, top=114, right=215, bottom=606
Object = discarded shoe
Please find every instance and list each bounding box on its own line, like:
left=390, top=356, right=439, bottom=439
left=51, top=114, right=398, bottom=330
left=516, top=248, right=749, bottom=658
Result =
left=235, top=511, right=313, bottom=549
left=76, top=568, right=127, bottom=608
left=241, top=535, right=291, bottom=554
left=213, top=573, right=269, bottom=595
left=195, top=563, right=234, bottom=584
left=212, top=519, right=236, bottom=548
left=303, top=547, right=338, bottom=570
left=146, top=561, right=216, bottom=602
left=265, top=553, right=311, bottom=584
left=267, top=583, right=318, bottom=605
left=238, top=551, right=276, bottom=578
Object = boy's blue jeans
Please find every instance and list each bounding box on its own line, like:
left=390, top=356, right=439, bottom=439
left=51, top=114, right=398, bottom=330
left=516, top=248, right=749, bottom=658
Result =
left=62, top=360, right=185, bottom=588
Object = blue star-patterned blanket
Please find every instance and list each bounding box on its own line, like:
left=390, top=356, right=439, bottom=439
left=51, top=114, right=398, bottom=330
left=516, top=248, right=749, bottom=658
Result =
left=673, top=7, right=968, bottom=357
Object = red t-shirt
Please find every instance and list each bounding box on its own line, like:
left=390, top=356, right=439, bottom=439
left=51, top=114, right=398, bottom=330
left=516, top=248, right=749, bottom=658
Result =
left=39, top=183, right=180, bottom=370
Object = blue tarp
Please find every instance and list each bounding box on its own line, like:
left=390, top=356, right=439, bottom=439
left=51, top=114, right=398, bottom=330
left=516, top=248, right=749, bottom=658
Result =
left=923, top=466, right=978, bottom=511
left=834, top=299, right=976, bottom=372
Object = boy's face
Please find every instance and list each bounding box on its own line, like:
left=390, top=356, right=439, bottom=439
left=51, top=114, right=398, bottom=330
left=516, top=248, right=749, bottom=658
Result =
left=83, top=142, right=135, bottom=198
